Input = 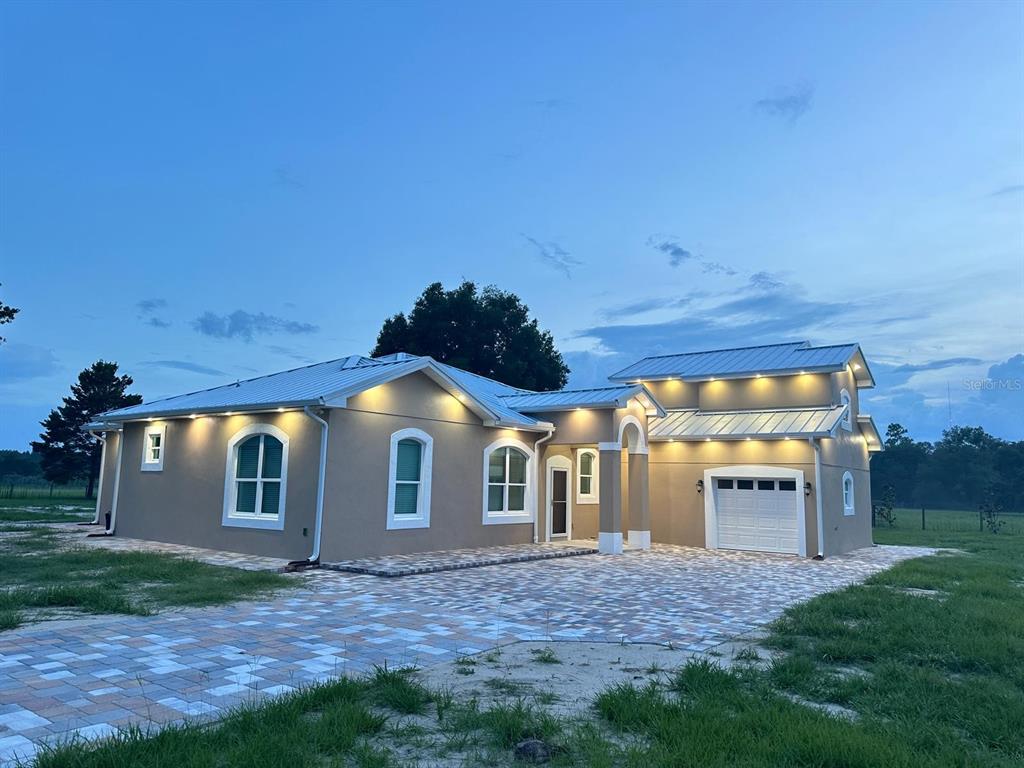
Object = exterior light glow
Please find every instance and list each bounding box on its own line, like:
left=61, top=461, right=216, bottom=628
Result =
left=225, top=412, right=234, bottom=416
left=784, top=436, right=790, bottom=441
left=853, top=364, right=862, bottom=371
left=277, top=407, right=285, bottom=412
left=755, top=373, right=762, bottom=378
left=709, top=376, right=716, bottom=382
left=745, top=437, right=751, bottom=441
left=799, top=370, right=806, bottom=375
left=705, top=437, right=711, bottom=442
left=189, top=414, right=198, bottom=420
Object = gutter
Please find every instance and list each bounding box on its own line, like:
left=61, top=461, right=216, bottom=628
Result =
left=531, top=428, right=555, bottom=543
left=87, top=431, right=107, bottom=525
left=288, top=406, right=329, bottom=570
left=809, top=437, right=825, bottom=559
left=104, top=429, right=125, bottom=535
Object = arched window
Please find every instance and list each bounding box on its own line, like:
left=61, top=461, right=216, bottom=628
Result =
left=840, top=389, right=852, bottom=431
left=223, top=424, right=289, bottom=530
left=842, top=471, right=855, bottom=516
left=387, top=428, right=433, bottom=530
left=576, top=447, right=599, bottom=504
left=483, top=438, right=534, bottom=524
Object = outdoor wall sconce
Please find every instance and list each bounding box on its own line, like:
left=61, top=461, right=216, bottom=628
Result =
left=804, top=482, right=813, bottom=496
left=696, top=479, right=704, bottom=495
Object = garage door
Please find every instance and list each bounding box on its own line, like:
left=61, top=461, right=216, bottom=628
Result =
left=713, top=478, right=800, bottom=554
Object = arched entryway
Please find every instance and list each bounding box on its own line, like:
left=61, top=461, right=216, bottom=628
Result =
left=597, top=415, right=650, bottom=554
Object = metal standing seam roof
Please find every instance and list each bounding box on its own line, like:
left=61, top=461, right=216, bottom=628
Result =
left=609, top=341, right=864, bottom=382
left=648, top=405, right=848, bottom=440
left=499, top=385, right=659, bottom=413
left=97, top=354, right=548, bottom=429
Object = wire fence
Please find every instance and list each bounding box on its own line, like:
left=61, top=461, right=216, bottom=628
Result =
left=0, top=478, right=89, bottom=500
left=872, top=506, right=1024, bottom=534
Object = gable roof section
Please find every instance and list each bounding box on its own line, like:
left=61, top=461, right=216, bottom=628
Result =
left=98, top=354, right=551, bottom=430
left=609, top=341, right=874, bottom=387
left=500, top=384, right=666, bottom=416
left=648, top=405, right=847, bottom=441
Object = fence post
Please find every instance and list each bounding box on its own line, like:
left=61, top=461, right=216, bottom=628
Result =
left=921, top=507, right=925, bottom=531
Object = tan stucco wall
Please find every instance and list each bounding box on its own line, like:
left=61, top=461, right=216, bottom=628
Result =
left=95, top=430, right=120, bottom=525
left=698, top=373, right=833, bottom=411
left=318, top=372, right=534, bottom=561
left=643, top=379, right=699, bottom=410
left=113, top=411, right=321, bottom=559
left=543, top=409, right=615, bottom=445
left=536, top=444, right=600, bottom=541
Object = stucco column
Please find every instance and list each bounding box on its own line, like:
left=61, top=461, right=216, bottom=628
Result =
left=627, top=450, right=650, bottom=549
left=598, top=445, right=622, bottom=554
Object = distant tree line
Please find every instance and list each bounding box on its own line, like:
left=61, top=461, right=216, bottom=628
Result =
left=872, top=424, right=1024, bottom=513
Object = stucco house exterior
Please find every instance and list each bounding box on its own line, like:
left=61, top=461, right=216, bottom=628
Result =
left=85, top=342, right=881, bottom=564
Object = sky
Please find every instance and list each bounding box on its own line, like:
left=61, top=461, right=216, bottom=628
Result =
left=1, top=0, right=1022, bottom=450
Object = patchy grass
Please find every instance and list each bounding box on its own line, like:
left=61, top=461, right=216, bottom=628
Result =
left=0, top=526, right=294, bottom=630
left=0, top=497, right=94, bottom=523
left=529, top=646, right=561, bottom=664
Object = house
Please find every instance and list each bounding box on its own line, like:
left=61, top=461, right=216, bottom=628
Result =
left=85, top=342, right=881, bottom=563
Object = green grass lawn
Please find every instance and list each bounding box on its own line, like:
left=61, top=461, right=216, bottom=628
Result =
left=0, top=500, right=295, bottom=631
left=24, top=513, right=1024, bottom=767
left=0, top=495, right=95, bottom=523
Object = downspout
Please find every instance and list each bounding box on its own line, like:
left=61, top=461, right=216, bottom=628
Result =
left=289, top=405, right=328, bottom=570
left=531, top=428, right=555, bottom=544
left=809, top=437, right=825, bottom=560
left=87, top=431, right=106, bottom=525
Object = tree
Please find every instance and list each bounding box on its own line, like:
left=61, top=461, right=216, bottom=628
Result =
left=31, top=361, right=142, bottom=498
left=0, top=283, right=19, bottom=344
left=371, top=281, right=570, bottom=391
left=870, top=422, right=931, bottom=506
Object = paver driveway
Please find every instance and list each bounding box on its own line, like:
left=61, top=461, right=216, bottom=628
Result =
left=0, top=543, right=929, bottom=764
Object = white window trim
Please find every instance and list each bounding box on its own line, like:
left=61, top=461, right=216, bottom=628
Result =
left=575, top=447, right=600, bottom=504
left=222, top=423, right=289, bottom=531
left=843, top=471, right=855, bottom=516
left=386, top=428, right=433, bottom=530
left=840, top=389, right=852, bottom=431
left=482, top=437, right=535, bottom=525
left=141, top=423, right=166, bottom=472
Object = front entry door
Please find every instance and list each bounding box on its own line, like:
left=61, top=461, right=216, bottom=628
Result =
left=551, top=468, right=568, bottom=537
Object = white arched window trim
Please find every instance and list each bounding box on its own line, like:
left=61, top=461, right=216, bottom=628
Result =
left=222, top=423, right=289, bottom=531
left=842, top=471, right=855, bottom=516
left=386, top=428, right=433, bottom=530
left=575, top=447, right=600, bottom=504
left=840, top=389, right=852, bottom=431
left=482, top=437, right=535, bottom=525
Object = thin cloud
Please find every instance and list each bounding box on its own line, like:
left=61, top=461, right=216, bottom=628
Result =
left=521, top=234, right=582, bottom=277
left=648, top=238, right=695, bottom=268
left=701, top=261, right=737, bottom=276
left=136, top=298, right=167, bottom=314
left=146, top=317, right=172, bottom=329
left=754, top=83, right=814, bottom=122
left=749, top=271, right=785, bottom=291
left=193, top=310, right=319, bottom=342
left=988, top=184, right=1024, bottom=197
left=601, top=297, right=691, bottom=321
left=139, top=360, right=226, bottom=376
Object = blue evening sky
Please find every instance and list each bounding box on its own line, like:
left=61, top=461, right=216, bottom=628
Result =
left=1, top=0, right=1022, bottom=449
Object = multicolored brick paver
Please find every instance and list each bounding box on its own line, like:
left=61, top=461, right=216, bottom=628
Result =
left=0, top=543, right=930, bottom=765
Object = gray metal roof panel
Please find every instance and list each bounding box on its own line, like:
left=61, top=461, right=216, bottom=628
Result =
left=609, top=342, right=861, bottom=381
left=499, top=386, right=639, bottom=411
left=648, top=405, right=846, bottom=440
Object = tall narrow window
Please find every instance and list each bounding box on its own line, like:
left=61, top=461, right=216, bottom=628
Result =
left=483, top=439, right=534, bottom=524
left=223, top=424, right=289, bottom=530
left=840, top=389, right=852, bottom=431
left=842, top=471, right=855, bottom=515
left=141, top=423, right=166, bottom=472
left=576, top=448, right=599, bottom=504
left=387, top=428, right=433, bottom=529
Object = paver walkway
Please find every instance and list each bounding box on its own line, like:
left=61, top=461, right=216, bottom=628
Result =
left=0, top=543, right=930, bottom=765
left=324, top=542, right=597, bottom=576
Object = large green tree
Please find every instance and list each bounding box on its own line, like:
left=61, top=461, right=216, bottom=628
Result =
left=371, top=281, right=570, bottom=391
left=32, top=361, right=142, bottom=498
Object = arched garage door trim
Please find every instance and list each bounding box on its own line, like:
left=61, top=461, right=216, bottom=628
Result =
left=703, top=465, right=807, bottom=557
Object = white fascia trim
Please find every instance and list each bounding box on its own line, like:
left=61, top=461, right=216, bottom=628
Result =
left=597, top=441, right=620, bottom=451
left=575, top=447, right=600, bottom=505
left=617, top=414, right=649, bottom=454
left=140, top=423, right=166, bottom=472
left=598, top=531, right=623, bottom=554
left=222, top=423, right=289, bottom=531
left=482, top=437, right=536, bottom=525
left=702, top=464, right=807, bottom=558
left=386, top=428, right=434, bottom=530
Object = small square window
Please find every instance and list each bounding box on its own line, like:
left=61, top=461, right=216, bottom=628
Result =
left=141, top=424, right=166, bottom=472
left=737, top=479, right=754, bottom=490
left=717, top=479, right=734, bottom=489
left=778, top=480, right=797, bottom=492
left=757, top=480, right=775, bottom=491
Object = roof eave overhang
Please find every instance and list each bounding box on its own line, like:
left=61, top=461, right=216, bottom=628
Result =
left=849, top=347, right=876, bottom=389
left=609, top=364, right=846, bottom=384
left=93, top=399, right=325, bottom=425
left=857, top=414, right=884, bottom=452
left=649, top=431, right=833, bottom=442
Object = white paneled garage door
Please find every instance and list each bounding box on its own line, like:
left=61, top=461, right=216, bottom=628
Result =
left=713, top=478, right=800, bottom=554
